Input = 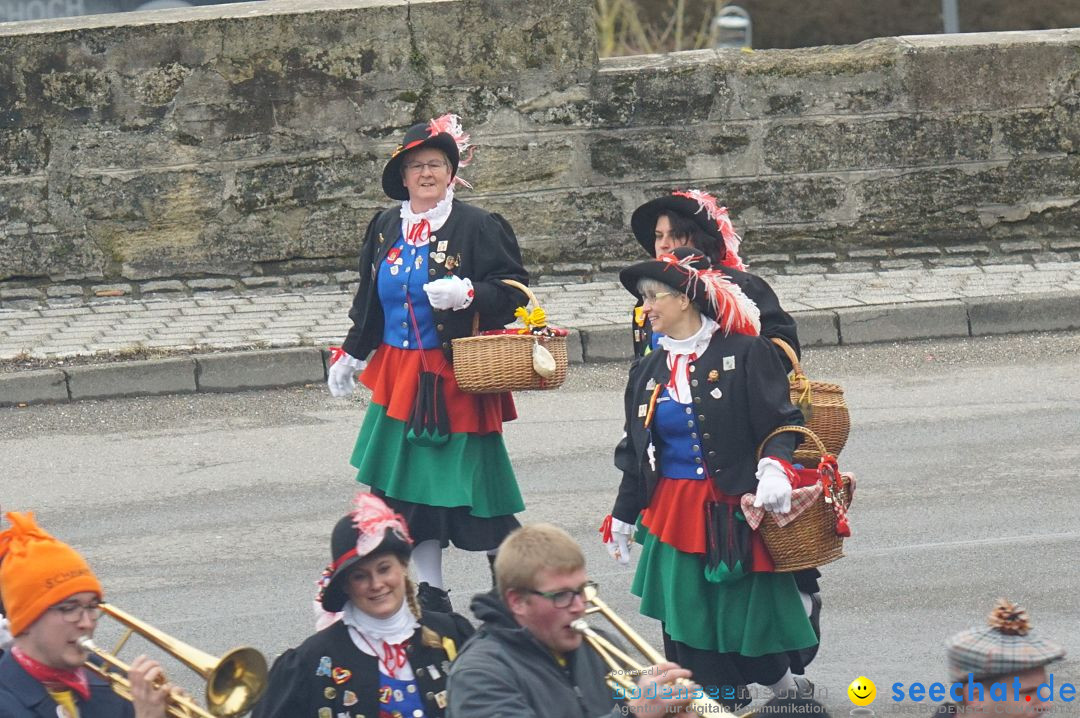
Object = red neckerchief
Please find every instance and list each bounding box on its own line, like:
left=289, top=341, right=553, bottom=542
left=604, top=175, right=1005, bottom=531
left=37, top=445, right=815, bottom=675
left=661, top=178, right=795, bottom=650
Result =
left=359, top=634, right=409, bottom=679
left=665, top=352, right=698, bottom=401
left=11, top=645, right=91, bottom=701
left=404, top=219, right=431, bottom=246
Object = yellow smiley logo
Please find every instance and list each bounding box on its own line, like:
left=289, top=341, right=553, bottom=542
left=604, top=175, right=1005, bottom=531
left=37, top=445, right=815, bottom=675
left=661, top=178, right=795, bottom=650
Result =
left=848, top=676, right=877, bottom=706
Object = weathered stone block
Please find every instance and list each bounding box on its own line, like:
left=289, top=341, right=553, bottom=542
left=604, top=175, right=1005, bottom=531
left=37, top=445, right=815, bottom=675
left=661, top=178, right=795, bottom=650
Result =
left=0, top=128, right=48, bottom=175
left=900, top=32, right=1078, bottom=112
left=467, top=138, right=577, bottom=191
left=480, top=190, right=626, bottom=264
left=230, top=156, right=374, bottom=213
left=735, top=38, right=907, bottom=118
left=0, top=369, right=68, bottom=406
left=590, top=126, right=751, bottom=180
left=196, top=347, right=325, bottom=391
left=837, top=301, right=969, bottom=344
left=764, top=115, right=993, bottom=173
left=579, top=324, right=633, bottom=362
left=67, top=357, right=197, bottom=400
left=791, top=310, right=840, bottom=346
left=967, top=292, right=1080, bottom=335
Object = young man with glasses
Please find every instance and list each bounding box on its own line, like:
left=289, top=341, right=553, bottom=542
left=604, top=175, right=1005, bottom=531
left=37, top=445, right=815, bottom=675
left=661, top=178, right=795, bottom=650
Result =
left=0, top=511, right=171, bottom=718
left=446, top=523, right=694, bottom=717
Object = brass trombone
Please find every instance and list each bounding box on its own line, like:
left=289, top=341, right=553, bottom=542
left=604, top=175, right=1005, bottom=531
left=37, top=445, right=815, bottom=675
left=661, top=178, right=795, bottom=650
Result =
left=572, top=586, right=740, bottom=717
left=78, top=603, right=268, bottom=718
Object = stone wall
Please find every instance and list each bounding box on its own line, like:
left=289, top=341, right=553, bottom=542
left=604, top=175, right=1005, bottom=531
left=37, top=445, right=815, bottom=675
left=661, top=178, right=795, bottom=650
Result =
left=625, top=0, right=1080, bottom=51
left=0, top=0, right=1077, bottom=287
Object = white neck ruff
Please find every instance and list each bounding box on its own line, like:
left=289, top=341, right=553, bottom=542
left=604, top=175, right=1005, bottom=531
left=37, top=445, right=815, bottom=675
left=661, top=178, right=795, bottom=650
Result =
left=400, top=186, right=455, bottom=245
left=659, top=316, right=719, bottom=404
left=342, top=599, right=418, bottom=655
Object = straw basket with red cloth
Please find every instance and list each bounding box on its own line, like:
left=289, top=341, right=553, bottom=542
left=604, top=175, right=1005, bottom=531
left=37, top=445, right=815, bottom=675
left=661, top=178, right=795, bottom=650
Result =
left=742, top=425, right=855, bottom=572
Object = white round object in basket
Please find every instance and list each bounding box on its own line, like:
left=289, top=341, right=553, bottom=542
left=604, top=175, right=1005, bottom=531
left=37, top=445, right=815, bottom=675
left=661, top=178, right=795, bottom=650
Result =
left=532, top=341, right=557, bottom=378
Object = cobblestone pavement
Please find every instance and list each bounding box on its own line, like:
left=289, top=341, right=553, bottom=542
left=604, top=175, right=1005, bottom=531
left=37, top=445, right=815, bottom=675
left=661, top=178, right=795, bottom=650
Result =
left=3, top=260, right=1080, bottom=361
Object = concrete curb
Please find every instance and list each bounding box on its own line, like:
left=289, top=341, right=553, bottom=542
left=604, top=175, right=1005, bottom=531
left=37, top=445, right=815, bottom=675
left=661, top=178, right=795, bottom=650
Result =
left=2, top=291, right=1079, bottom=407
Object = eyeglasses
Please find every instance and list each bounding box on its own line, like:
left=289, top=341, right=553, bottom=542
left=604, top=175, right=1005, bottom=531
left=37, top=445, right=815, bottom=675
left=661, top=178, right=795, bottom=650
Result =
left=403, top=160, right=449, bottom=174
left=526, top=580, right=598, bottom=608
left=50, top=600, right=103, bottom=623
left=641, top=291, right=674, bottom=304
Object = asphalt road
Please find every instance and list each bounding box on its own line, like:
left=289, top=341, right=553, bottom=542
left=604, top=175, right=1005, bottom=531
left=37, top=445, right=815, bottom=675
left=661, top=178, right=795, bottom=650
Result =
left=3, top=331, right=1079, bottom=715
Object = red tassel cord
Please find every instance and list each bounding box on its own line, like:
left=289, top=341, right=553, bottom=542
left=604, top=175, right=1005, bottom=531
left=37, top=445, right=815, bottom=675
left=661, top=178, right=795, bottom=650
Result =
left=599, top=514, right=613, bottom=543
left=817, top=455, right=851, bottom=537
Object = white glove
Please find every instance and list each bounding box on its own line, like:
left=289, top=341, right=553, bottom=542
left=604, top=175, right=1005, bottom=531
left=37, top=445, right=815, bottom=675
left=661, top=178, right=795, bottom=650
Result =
left=0, top=615, right=12, bottom=652
left=753, top=458, right=793, bottom=514
left=423, top=275, right=474, bottom=311
left=327, top=352, right=366, bottom=398
left=604, top=517, right=635, bottom=566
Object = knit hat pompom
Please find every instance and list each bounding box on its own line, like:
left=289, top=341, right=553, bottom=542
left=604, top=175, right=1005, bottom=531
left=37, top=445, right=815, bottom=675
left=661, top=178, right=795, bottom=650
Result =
left=0, top=512, right=103, bottom=636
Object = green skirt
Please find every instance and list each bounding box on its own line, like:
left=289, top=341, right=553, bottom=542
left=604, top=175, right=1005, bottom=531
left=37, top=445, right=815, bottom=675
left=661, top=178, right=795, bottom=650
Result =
left=632, top=529, right=817, bottom=657
left=350, top=403, right=524, bottom=518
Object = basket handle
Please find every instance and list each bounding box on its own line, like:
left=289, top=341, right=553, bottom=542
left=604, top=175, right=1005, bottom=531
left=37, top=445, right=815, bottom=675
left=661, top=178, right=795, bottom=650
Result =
left=756, top=424, right=828, bottom=461
left=770, top=337, right=804, bottom=377
left=469, top=278, right=536, bottom=337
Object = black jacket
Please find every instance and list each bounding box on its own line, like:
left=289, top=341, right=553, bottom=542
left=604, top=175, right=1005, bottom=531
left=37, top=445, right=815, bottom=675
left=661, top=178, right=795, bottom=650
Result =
left=342, top=200, right=529, bottom=361
left=632, top=266, right=801, bottom=371
left=252, top=611, right=474, bottom=718
left=0, top=651, right=133, bottom=718
left=613, top=331, right=804, bottom=524
left=447, top=591, right=621, bottom=718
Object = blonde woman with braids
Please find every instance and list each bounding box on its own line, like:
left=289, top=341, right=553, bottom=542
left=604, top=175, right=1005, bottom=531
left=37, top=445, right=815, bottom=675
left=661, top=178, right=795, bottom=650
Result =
left=253, top=493, right=473, bottom=718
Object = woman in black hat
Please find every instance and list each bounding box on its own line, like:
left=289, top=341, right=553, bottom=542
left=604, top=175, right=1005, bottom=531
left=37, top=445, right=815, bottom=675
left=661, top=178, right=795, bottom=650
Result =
left=326, top=114, right=529, bottom=612
left=628, top=190, right=800, bottom=370
left=601, top=247, right=817, bottom=710
left=253, top=493, right=473, bottom=718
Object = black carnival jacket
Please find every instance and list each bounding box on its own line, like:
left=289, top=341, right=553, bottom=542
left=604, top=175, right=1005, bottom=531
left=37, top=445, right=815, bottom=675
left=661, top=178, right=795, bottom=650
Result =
left=341, top=200, right=529, bottom=361
left=612, top=331, right=804, bottom=524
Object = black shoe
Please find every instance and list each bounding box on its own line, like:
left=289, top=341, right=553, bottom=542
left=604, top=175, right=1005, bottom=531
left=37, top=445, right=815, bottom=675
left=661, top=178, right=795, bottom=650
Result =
left=417, top=582, right=453, bottom=613
left=809, top=593, right=822, bottom=639
left=487, top=553, right=497, bottom=590
left=793, top=676, right=815, bottom=699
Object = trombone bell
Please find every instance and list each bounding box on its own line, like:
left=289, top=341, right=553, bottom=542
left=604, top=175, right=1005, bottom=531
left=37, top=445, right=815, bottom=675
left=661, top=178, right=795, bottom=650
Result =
left=83, top=603, right=268, bottom=718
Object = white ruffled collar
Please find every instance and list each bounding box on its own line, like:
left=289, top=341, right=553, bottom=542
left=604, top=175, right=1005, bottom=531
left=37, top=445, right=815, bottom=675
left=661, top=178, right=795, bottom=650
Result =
left=658, top=315, right=719, bottom=357
left=658, top=316, right=719, bottom=404
left=342, top=599, right=418, bottom=654
left=399, top=186, right=455, bottom=243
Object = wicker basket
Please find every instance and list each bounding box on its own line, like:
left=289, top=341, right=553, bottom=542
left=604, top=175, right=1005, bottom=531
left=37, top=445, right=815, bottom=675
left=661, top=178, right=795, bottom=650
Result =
left=755, top=425, right=852, bottom=572
left=771, top=338, right=850, bottom=463
left=452, top=279, right=569, bottom=394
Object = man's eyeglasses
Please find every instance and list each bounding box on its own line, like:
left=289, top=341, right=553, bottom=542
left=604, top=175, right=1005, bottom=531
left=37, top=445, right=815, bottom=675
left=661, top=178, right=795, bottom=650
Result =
left=641, top=291, right=674, bottom=304
left=403, top=160, right=449, bottom=174
left=526, top=581, right=598, bottom=608
left=51, top=600, right=103, bottom=623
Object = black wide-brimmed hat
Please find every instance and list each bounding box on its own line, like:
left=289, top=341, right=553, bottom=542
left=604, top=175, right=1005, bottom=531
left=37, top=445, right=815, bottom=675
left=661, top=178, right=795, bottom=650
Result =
left=630, top=190, right=745, bottom=271
left=620, top=246, right=760, bottom=336
left=318, top=493, right=413, bottom=613
left=381, top=114, right=472, bottom=201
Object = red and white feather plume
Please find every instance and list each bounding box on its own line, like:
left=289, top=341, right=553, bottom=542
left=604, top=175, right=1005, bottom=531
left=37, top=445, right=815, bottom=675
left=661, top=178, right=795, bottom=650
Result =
left=672, top=189, right=746, bottom=271
left=428, top=113, right=474, bottom=190
left=350, top=492, right=412, bottom=557
left=658, top=253, right=760, bottom=336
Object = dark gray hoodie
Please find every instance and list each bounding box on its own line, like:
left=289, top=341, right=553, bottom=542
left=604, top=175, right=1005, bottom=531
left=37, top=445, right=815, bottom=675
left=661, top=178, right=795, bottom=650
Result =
left=447, top=591, right=623, bottom=718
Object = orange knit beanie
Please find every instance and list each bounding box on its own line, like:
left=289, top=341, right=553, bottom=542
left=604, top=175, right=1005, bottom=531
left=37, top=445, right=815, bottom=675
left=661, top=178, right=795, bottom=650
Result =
left=0, top=512, right=103, bottom=636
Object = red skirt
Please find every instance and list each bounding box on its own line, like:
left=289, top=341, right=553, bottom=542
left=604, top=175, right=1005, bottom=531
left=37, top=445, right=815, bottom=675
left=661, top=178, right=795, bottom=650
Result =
left=361, top=344, right=517, bottom=435
left=640, top=477, right=775, bottom=573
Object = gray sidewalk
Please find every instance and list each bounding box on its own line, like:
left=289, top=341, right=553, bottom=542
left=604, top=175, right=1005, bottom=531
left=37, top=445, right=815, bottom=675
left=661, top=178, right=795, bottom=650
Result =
left=2, top=260, right=1080, bottom=406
